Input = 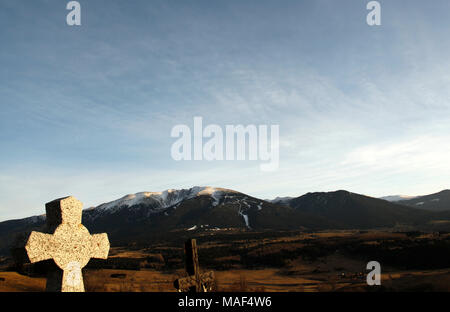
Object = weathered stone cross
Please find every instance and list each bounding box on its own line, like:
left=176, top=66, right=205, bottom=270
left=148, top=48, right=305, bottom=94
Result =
left=174, top=239, right=215, bottom=292
left=25, top=196, right=110, bottom=292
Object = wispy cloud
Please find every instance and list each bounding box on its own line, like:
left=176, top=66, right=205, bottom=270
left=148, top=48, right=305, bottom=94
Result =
left=1, top=0, right=450, bottom=220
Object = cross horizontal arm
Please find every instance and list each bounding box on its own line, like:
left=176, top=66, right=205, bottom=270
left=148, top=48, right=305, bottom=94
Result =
left=89, top=233, right=110, bottom=259
left=25, top=231, right=54, bottom=263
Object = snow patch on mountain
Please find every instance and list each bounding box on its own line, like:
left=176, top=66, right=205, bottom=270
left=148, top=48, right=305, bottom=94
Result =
left=242, top=198, right=251, bottom=209
left=380, top=195, right=418, bottom=202
left=267, top=196, right=293, bottom=205
left=239, top=210, right=250, bottom=229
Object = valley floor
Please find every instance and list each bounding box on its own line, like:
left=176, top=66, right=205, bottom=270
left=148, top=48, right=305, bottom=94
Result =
left=1, top=268, right=450, bottom=292
left=1, top=230, right=450, bottom=292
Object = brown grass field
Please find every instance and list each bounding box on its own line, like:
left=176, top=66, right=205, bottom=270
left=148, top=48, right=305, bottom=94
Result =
left=1, top=230, right=449, bottom=292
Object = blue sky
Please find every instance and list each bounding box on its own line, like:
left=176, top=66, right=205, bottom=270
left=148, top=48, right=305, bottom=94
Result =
left=1, top=0, right=450, bottom=221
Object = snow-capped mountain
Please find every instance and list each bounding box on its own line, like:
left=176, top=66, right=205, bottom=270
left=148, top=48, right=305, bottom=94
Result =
left=92, top=187, right=237, bottom=214
left=395, top=190, right=450, bottom=212
left=82, top=186, right=271, bottom=231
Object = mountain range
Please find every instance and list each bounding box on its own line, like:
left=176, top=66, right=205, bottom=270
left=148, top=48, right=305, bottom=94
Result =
left=1, top=186, right=449, bottom=255
left=395, top=190, right=450, bottom=212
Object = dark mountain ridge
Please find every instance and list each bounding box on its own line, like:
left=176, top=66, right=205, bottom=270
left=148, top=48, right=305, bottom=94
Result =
left=395, top=190, right=450, bottom=212
left=1, top=187, right=449, bottom=256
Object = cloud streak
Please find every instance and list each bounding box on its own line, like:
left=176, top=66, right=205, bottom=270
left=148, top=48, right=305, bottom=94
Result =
left=1, top=0, right=450, bottom=220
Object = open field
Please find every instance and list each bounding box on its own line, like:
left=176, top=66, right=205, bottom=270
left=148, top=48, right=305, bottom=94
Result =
left=1, top=230, right=450, bottom=292
left=2, top=267, right=450, bottom=292
left=0, top=272, right=45, bottom=292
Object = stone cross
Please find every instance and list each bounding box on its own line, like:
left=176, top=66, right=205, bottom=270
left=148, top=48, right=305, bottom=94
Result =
left=174, top=239, right=215, bottom=292
left=25, top=196, right=110, bottom=292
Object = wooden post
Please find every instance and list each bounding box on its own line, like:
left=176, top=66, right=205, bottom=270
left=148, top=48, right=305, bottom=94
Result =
left=185, top=239, right=201, bottom=292
left=174, top=238, right=215, bottom=292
